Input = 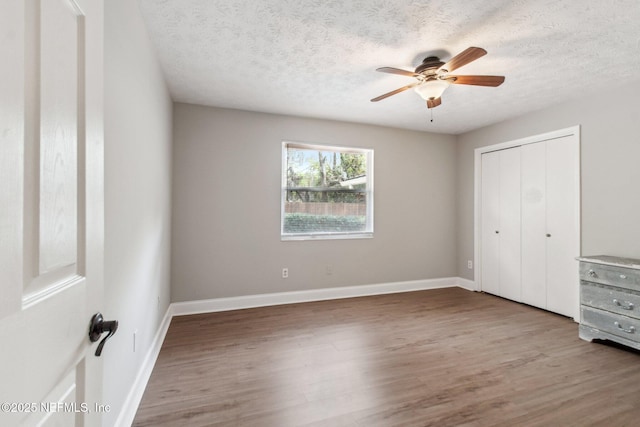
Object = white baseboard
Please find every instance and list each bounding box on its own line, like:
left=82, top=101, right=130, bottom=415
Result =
left=114, top=307, right=173, bottom=427
left=116, top=277, right=474, bottom=425
left=171, top=277, right=470, bottom=316
left=456, top=277, right=477, bottom=291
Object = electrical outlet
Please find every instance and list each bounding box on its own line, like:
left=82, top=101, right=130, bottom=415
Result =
left=282, top=267, right=289, bottom=279
left=467, top=260, right=473, bottom=269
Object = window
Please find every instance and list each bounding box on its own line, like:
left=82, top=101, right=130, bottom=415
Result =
left=281, top=142, right=373, bottom=240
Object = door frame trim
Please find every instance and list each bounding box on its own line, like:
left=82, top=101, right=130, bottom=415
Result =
left=473, top=126, right=581, bottom=301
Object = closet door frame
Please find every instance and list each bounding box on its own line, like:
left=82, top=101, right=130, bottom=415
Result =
left=473, top=126, right=581, bottom=320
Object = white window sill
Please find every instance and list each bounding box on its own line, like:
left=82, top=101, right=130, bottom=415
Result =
left=281, top=232, right=373, bottom=241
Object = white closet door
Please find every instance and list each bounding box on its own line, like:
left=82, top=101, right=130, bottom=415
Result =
left=546, top=136, right=579, bottom=317
left=478, top=128, right=580, bottom=318
left=481, top=151, right=501, bottom=296
left=481, top=147, right=521, bottom=300
left=521, top=142, right=547, bottom=309
left=498, top=147, right=522, bottom=302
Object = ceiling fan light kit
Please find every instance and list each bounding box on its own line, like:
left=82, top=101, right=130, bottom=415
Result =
left=371, top=47, right=505, bottom=109
left=414, top=80, right=450, bottom=101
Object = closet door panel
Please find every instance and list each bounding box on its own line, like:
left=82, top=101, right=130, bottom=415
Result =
left=498, top=147, right=522, bottom=301
left=546, top=136, right=579, bottom=317
left=521, top=142, right=547, bottom=309
left=481, top=152, right=501, bottom=296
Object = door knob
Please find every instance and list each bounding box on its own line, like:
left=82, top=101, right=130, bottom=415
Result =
left=88, top=313, right=118, bottom=357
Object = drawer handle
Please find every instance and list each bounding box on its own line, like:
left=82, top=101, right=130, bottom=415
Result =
left=614, top=321, right=636, bottom=334
left=588, top=269, right=597, bottom=277
left=613, top=299, right=634, bottom=310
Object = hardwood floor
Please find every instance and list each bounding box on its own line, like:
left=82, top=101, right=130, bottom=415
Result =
left=133, top=288, right=640, bottom=426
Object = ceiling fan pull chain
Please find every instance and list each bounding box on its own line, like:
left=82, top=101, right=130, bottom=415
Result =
left=430, top=108, right=434, bottom=123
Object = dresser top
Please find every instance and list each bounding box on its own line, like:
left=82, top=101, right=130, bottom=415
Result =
left=577, top=255, right=640, bottom=270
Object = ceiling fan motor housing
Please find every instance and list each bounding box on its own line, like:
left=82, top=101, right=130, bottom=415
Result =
left=415, top=56, right=445, bottom=74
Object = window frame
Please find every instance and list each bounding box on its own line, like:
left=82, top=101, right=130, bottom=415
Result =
left=281, top=141, right=374, bottom=241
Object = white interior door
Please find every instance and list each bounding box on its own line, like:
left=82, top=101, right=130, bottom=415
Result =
left=481, top=151, right=501, bottom=296
left=481, top=147, right=521, bottom=300
left=521, top=142, right=547, bottom=309
left=0, top=0, right=105, bottom=426
left=498, top=147, right=522, bottom=302
left=546, top=135, right=580, bottom=318
left=481, top=148, right=522, bottom=300
left=476, top=127, right=580, bottom=319
left=521, top=136, right=579, bottom=318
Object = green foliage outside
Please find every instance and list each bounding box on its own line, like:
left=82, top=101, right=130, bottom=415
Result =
left=283, top=213, right=366, bottom=233
left=287, top=148, right=368, bottom=203
left=287, top=150, right=366, bottom=188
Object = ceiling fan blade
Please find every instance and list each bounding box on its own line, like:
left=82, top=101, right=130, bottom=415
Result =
left=447, top=75, right=505, bottom=87
left=376, top=67, right=418, bottom=77
left=426, top=97, right=442, bottom=109
left=370, top=82, right=419, bottom=102
left=439, top=47, right=487, bottom=73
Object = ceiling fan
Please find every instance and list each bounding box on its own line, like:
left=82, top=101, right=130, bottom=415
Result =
left=370, top=47, right=505, bottom=108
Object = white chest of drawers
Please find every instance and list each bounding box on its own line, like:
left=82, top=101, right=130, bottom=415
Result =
left=578, top=255, right=640, bottom=350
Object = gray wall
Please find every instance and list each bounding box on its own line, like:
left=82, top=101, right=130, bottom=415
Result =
left=456, top=80, right=640, bottom=280
left=104, top=0, right=172, bottom=425
left=172, top=104, right=457, bottom=302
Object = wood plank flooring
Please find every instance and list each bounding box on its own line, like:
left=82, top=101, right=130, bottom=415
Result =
left=133, top=288, right=640, bottom=426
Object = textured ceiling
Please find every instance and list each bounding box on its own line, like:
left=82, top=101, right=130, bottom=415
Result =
left=137, top=0, right=640, bottom=134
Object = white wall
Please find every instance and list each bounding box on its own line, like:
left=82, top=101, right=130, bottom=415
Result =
left=456, top=80, right=640, bottom=280
left=171, top=104, right=457, bottom=302
left=104, top=0, right=172, bottom=425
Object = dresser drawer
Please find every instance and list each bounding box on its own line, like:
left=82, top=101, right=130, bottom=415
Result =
left=580, top=262, right=640, bottom=291
left=581, top=282, right=640, bottom=319
left=581, top=306, right=640, bottom=342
